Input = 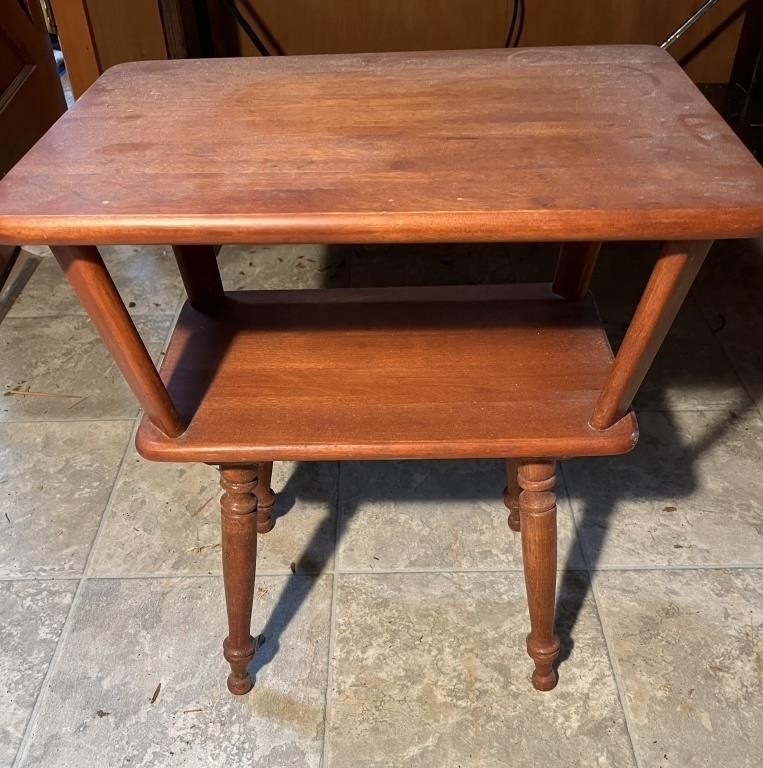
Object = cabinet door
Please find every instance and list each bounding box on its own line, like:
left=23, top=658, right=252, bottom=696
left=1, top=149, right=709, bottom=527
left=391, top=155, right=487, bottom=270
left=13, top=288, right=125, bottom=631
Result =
left=0, top=0, right=66, bottom=282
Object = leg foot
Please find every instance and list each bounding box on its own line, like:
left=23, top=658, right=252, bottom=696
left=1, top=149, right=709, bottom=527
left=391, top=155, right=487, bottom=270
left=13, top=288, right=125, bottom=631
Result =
left=220, top=466, right=258, bottom=694
left=223, top=635, right=257, bottom=694
left=518, top=459, right=560, bottom=691
left=504, top=458, right=521, bottom=531
left=254, top=461, right=276, bottom=533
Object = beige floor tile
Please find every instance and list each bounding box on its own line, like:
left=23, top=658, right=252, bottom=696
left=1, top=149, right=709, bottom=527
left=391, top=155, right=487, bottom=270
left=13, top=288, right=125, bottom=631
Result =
left=19, top=575, right=331, bottom=768
left=0, top=315, right=172, bottom=421
left=219, top=244, right=349, bottom=290
left=19, top=246, right=52, bottom=259
left=692, top=238, right=763, bottom=414
left=594, top=569, right=762, bottom=768
left=90, top=454, right=338, bottom=576
left=336, top=459, right=584, bottom=571
left=327, top=571, right=634, bottom=768
left=7, top=246, right=184, bottom=319
left=0, top=580, right=76, bottom=767
left=0, top=421, right=132, bottom=577
left=565, top=410, right=763, bottom=568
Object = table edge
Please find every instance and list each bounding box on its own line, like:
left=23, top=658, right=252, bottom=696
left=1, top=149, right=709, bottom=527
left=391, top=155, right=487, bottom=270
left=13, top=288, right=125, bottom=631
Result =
left=1, top=208, right=761, bottom=246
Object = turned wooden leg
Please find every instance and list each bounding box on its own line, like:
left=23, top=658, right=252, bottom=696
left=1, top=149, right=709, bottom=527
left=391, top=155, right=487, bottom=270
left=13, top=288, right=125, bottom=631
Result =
left=254, top=461, right=276, bottom=533
left=220, top=466, right=258, bottom=694
left=503, top=458, right=521, bottom=532
left=518, top=459, right=560, bottom=691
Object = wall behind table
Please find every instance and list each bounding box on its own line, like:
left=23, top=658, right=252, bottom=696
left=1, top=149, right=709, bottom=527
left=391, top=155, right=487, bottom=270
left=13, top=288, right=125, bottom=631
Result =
left=208, top=0, right=747, bottom=83
left=53, top=0, right=748, bottom=98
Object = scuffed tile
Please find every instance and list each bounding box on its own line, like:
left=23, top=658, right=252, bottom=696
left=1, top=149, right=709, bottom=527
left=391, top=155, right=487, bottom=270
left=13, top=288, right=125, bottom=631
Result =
left=21, top=576, right=331, bottom=768
left=0, top=421, right=132, bottom=577
left=219, top=244, right=349, bottom=290
left=90, top=454, right=338, bottom=576
left=327, top=571, right=634, bottom=768
left=0, top=315, right=172, bottom=421
left=337, top=459, right=583, bottom=571
left=0, top=579, right=76, bottom=766
left=7, top=246, right=184, bottom=319
left=692, top=238, right=763, bottom=414
left=565, top=410, right=763, bottom=568
left=595, top=569, right=762, bottom=767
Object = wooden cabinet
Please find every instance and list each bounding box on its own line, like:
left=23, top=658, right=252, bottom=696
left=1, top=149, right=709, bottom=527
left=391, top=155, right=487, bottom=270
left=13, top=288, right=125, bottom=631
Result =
left=0, top=0, right=66, bottom=283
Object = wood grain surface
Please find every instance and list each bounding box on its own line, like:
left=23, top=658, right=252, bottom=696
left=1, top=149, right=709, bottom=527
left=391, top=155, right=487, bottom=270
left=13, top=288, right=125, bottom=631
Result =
left=0, top=46, right=761, bottom=245
left=135, top=283, right=639, bottom=462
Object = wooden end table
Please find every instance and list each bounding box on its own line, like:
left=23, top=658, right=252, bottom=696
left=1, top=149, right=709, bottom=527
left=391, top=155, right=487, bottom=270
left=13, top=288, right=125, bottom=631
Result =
left=1, top=46, right=761, bottom=694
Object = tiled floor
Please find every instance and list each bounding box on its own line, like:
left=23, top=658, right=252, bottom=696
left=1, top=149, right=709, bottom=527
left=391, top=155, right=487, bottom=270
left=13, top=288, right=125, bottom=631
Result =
left=0, top=240, right=761, bottom=767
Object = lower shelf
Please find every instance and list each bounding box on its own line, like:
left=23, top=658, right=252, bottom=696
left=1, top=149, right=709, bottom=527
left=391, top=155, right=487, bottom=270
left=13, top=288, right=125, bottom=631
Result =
left=136, top=283, right=638, bottom=462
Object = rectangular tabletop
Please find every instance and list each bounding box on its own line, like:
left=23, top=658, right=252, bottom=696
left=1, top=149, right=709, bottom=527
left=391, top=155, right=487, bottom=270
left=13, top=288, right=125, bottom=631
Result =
left=0, top=45, right=761, bottom=245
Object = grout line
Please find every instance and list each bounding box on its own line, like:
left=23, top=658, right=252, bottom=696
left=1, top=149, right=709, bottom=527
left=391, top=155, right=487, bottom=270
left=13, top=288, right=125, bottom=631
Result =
left=9, top=577, right=83, bottom=767
left=558, top=465, right=643, bottom=768
left=11, top=417, right=139, bottom=768
left=0, top=416, right=136, bottom=426
left=319, top=461, right=343, bottom=768
left=4, top=312, right=178, bottom=320
left=562, top=563, right=763, bottom=572
left=12, top=562, right=763, bottom=582
left=80, top=570, right=327, bottom=580
left=2, top=403, right=756, bottom=427
left=2, top=406, right=758, bottom=428
left=589, top=574, right=644, bottom=768
left=334, top=566, right=541, bottom=575
left=0, top=575, right=83, bottom=583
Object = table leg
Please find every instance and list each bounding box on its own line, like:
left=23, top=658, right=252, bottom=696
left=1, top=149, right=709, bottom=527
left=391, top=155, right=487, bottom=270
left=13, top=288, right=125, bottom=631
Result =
left=220, top=465, right=258, bottom=694
left=591, top=239, right=712, bottom=429
left=51, top=245, right=183, bottom=437
left=503, top=458, right=521, bottom=532
left=552, top=241, right=601, bottom=300
left=254, top=461, right=276, bottom=533
left=172, top=245, right=224, bottom=312
left=518, top=459, right=560, bottom=691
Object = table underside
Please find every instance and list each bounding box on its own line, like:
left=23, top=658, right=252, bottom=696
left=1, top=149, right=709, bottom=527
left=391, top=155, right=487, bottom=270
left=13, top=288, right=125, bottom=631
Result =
left=136, top=283, right=638, bottom=463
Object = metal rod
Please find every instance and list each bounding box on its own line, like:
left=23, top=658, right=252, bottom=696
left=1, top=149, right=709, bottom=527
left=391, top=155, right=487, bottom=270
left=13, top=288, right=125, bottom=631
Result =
left=221, top=0, right=270, bottom=56
left=660, top=0, right=722, bottom=49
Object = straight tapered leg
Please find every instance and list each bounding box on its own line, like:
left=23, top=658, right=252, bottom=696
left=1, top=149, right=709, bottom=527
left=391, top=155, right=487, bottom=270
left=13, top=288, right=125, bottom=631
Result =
left=503, top=458, right=521, bottom=531
left=518, top=459, right=560, bottom=691
left=220, top=466, right=258, bottom=694
left=254, top=461, right=276, bottom=533
left=172, top=245, right=224, bottom=312
left=551, top=241, right=601, bottom=300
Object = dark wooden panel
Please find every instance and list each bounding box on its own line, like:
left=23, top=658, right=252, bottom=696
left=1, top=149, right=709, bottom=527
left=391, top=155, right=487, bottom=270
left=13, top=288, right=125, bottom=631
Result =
left=210, top=0, right=746, bottom=83
left=0, top=0, right=66, bottom=175
left=48, top=0, right=100, bottom=98
left=86, top=0, right=167, bottom=69
left=51, top=0, right=167, bottom=98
